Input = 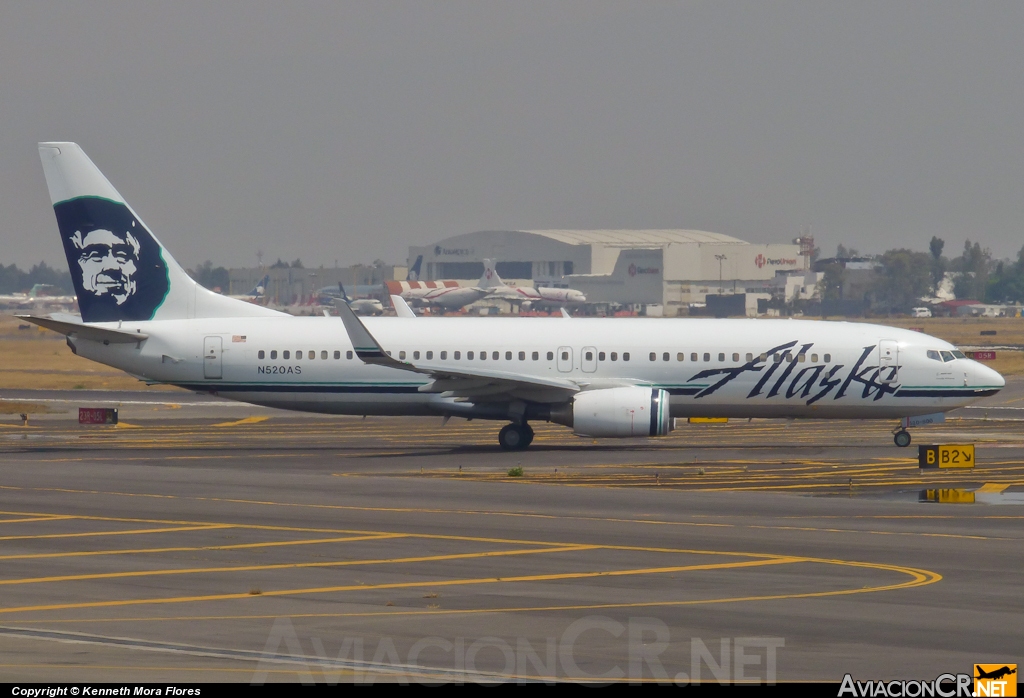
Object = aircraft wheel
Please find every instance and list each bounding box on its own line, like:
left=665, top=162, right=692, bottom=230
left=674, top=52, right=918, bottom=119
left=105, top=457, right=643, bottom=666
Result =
left=498, top=423, right=530, bottom=451
left=894, top=430, right=912, bottom=448
left=523, top=423, right=535, bottom=447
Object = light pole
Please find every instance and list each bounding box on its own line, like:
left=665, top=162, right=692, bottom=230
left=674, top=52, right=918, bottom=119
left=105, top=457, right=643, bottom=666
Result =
left=715, top=254, right=727, bottom=293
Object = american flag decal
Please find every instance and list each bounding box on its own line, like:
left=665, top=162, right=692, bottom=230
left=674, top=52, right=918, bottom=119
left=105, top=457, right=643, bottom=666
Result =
left=232, top=335, right=246, bottom=342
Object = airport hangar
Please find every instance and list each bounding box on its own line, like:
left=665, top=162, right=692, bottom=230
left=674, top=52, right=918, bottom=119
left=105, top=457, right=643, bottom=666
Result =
left=409, top=230, right=812, bottom=315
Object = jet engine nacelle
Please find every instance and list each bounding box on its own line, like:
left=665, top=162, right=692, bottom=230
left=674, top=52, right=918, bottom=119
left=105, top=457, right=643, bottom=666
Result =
left=551, top=387, right=673, bottom=437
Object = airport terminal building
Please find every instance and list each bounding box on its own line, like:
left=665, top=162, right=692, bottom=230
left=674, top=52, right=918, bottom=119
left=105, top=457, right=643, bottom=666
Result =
left=409, top=230, right=808, bottom=314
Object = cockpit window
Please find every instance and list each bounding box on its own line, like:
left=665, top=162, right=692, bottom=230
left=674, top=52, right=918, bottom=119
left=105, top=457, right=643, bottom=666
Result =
left=940, top=350, right=955, bottom=362
left=926, top=350, right=941, bottom=361
left=951, top=350, right=966, bottom=359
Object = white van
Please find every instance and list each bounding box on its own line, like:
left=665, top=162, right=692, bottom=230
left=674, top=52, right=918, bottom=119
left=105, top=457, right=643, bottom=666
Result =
left=911, top=307, right=932, bottom=318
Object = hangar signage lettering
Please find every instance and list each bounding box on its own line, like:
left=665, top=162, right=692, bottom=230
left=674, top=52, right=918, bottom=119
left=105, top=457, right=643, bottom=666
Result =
left=755, top=254, right=798, bottom=268
left=434, top=246, right=474, bottom=256
left=628, top=263, right=660, bottom=276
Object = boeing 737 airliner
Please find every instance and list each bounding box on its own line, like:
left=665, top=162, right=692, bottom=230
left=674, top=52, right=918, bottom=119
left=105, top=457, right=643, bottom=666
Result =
left=22, top=143, right=1004, bottom=450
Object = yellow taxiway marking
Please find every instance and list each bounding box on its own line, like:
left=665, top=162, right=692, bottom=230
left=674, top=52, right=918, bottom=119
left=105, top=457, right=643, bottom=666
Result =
left=0, top=545, right=598, bottom=586
left=0, top=557, right=798, bottom=614
left=0, top=524, right=233, bottom=542
left=0, top=516, right=74, bottom=524
left=976, top=483, right=1010, bottom=493
left=9, top=558, right=941, bottom=624
left=212, top=416, right=270, bottom=427
left=0, top=534, right=407, bottom=561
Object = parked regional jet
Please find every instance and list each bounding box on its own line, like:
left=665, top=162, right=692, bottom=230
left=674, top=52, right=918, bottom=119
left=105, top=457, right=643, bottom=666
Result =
left=395, top=259, right=503, bottom=310
left=22, top=143, right=1005, bottom=450
left=483, top=267, right=587, bottom=308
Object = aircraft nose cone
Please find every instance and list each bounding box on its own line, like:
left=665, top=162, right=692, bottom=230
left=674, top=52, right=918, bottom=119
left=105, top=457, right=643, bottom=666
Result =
left=974, top=361, right=1005, bottom=390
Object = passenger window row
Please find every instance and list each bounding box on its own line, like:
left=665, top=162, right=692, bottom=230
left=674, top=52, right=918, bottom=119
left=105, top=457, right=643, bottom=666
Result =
left=258, top=349, right=351, bottom=360
left=255, top=349, right=634, bottom=362
left=649, top=351, right=832, bottom=363
left=256, top=348, right=831, bottom=365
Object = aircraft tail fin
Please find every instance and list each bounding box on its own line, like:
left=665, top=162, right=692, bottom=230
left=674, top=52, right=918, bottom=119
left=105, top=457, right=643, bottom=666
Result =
left=478, top=259, right=504, bottom=289
left=248, top=274, right=270, bottom=298
left=38, top=142, right=281, bottom=323
left=407, top=255, right=423, bottom=281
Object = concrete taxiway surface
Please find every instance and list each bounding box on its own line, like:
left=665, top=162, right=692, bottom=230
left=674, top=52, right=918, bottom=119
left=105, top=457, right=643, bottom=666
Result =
left=0, top=381, right=1022, bottom=682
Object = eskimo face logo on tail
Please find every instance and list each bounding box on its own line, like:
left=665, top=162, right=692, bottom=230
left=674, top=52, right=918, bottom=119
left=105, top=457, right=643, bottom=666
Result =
left=54, top=197, right=169, bottom=322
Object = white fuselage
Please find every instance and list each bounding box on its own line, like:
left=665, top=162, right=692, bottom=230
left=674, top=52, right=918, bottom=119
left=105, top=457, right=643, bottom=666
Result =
left=70, top=316, right=1003, bottom=420
left=402, top=286, right=489, bottom=310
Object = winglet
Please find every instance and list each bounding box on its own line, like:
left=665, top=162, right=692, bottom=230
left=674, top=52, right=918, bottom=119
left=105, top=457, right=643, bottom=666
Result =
left=335, top=300, right=415, bottom=373
left=560, top=308, right=571, bottom=319
left=391, top=295, right=416, bottom=318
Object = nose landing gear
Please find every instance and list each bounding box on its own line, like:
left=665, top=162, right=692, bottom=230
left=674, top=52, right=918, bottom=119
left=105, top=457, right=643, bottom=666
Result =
left=498, top=422, right=534, bottom=450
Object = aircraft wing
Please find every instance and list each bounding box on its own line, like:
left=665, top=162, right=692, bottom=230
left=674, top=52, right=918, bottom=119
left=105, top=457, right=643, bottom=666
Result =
left=17, top=315, right=149, bottom=344
left=336, top=301, right=578, bottom=402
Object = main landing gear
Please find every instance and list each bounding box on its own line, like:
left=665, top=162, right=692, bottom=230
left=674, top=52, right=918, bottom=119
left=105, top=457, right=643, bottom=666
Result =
left=498, top=422, right=534, bottom=451
left=893, top=429, right=912, bottom=448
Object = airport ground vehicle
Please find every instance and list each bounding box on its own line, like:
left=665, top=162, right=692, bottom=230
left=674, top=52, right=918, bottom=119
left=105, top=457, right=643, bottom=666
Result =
left=24, top=143, right=1005, bottom=450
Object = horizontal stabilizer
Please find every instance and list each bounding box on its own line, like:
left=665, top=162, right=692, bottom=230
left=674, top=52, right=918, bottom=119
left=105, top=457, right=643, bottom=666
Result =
left=17, top=315, right=148, bottom=344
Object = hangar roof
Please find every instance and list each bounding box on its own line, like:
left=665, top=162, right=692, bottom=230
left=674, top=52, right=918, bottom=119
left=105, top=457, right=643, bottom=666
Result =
left=521, top=229, right=746, bottom=246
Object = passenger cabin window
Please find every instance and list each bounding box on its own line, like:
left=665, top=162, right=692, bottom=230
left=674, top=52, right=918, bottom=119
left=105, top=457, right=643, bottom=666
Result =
left=346, top=350, right=353, bottom=359
left=283, top=350, right=290, bottom=359
left=718, top=353, right=725, bottom=362
left=677, top=353, right=684, bottom=361
left=258, top=350, right=265, bottom=359
left=599, top=352, right=606, bottom=361
left=773, top=354, right=782, bottom=363
left=811, top=353, right=818, bottom=362
left=585, top=351, right=593, bottom=361
left=823, top=353, right=831, bottom=362
left=561, top=351, right=569, bottom=361
left=506, top=351, right=512, bottom=360
left=691, top=353, right=698, bottom=362
left=453, top=351, right=460, bottom=360
left=271, top=350, right=278, bottom=359
left=468, top=351, right=474, bottom=360
left=493, top=351, right=499, bottom=360
left=547, top=351, right=554, bottom=360
left=663, top=352, right=670, bottom=361
left=650, top=353, right=657, bottom=361
left=611, top=352, right=618, bottom=361
left=732, top=353, right=739, bottom=362
left=321, top=351, right=328, bottom=360
left=519, top=351, right=525, bottom=360
left=426, top=351, right=433, bottom=359
left=623, top=352, right=630, bottom=361
left=703, top=353, right=710, bottom=362
left=480, top=351, right=487, bottom=360
left=413, top=351, right=420, bottom=360
left=334, top=350, right=341, bottom=359
left=440, top=351, right=447, bottom=360
left=399, top=351, right=406, bottom=360
left=308, top=350, right=315, bottom=359
left=746, top=353, right=753, bottom=361
left=532, top=351, right=539, bottom=360
left=797, top=353, right=806, bottom=362
left=760, top=353, right=767, bottom=362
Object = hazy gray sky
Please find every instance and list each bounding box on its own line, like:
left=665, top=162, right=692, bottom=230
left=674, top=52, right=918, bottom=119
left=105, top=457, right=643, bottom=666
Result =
left=3, top=2, right=1023, bottom=269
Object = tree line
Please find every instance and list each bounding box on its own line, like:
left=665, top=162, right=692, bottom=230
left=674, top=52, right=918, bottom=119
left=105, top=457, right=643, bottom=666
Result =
left=817, top=238, right=1024, bottom=313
